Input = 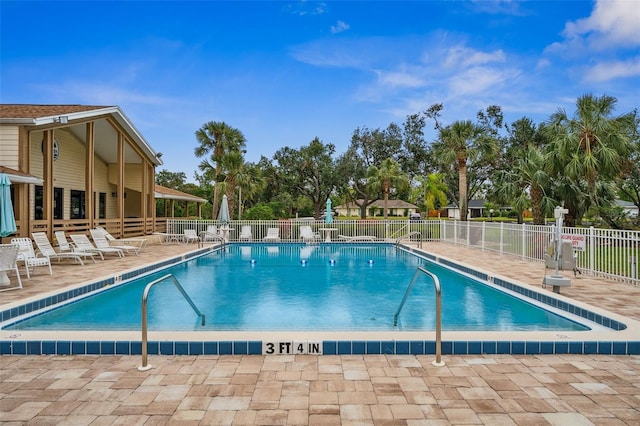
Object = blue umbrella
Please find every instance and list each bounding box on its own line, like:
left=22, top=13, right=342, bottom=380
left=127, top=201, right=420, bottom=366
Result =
left=0, top=173, right=17, bottom=237
left=325, top=198, right=333, bottom=224
left=218, top=194, right=230, bottom=226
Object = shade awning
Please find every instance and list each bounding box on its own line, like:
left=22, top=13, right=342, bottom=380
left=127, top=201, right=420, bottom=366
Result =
left=0, top=166, right=43, bottom=185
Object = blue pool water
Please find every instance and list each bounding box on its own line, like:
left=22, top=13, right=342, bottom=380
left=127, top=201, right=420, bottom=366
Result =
left=5, top=244, right=588, bottom=332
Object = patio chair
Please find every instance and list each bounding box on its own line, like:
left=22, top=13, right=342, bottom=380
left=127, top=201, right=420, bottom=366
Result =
left=300, top=225, right=318, bottom=242
left=202, top=225, right=222, bottom=243
left=90, top=229, right=139, bottom=256
left=239, top=225, right=252, bottom=241
left=263, top=227, right=280, bottom=242
left=0, top=244, right=22, bottom=292
left=70, top=234, right=123, bottom=258
left=55, top=231, right=103, bottom=260
left=11, top=237, right=52, bottom=279
left=32, top=232, right=94, bottom=265
left=96, top=226, right=147, bottom=249
left=183, top=229, right=199, bottom=244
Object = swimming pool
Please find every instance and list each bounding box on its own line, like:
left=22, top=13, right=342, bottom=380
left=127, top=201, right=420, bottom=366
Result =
left=5, top=243, right=588, bottom=332
left=2, top=243, right=638, bottom=356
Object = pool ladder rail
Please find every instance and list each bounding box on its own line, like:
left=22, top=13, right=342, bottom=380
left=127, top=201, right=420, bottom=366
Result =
left=395, top=231, right=423, bottom=249
left=394, top=266, right=444, bottom=367
left=138, top=274, right=206, bottom=371
left=198, top=231, right=226, bottom=248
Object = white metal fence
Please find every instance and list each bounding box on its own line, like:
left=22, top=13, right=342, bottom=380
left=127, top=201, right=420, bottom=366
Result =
left=165, top=218, right=640, bottom=285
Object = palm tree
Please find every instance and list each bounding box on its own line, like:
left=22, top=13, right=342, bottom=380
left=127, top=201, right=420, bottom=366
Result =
left=431, top=120, right=496, bottom=221
left=544, top=94, right=634, bottom=217
left=367, top=158, right=409, bottom=219
left=235, top=163, right=264, bottom=220
left=413, top=173, right=447, bottom=219
left=495, top=146, right=554, bottom=224
left=194, top=122, right=246, bottom=217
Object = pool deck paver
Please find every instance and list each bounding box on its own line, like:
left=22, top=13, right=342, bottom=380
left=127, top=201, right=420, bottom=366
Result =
left=1, top=240, right=639, bottom=425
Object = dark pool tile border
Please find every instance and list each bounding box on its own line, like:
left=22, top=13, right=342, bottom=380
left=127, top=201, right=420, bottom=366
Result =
left=2, top=339, right=639, bottom=355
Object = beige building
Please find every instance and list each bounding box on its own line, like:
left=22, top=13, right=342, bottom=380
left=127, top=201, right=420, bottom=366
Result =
left=335, top=199, right=419, bottom=218
left=0, top=104, right=205, bottom=242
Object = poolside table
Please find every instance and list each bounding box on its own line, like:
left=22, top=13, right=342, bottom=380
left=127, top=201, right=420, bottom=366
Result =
left=319, top=227, right=338, bottom=242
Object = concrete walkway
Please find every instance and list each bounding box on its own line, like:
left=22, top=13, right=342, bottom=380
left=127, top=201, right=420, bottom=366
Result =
left=1, top=240, right=639, bottom=425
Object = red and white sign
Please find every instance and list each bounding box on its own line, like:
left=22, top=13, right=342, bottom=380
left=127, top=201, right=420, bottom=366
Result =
left=562, top=234, right=586, bottom=251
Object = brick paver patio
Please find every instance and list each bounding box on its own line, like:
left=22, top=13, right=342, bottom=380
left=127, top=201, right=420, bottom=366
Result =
left=1, top=240, right=639, bottom=424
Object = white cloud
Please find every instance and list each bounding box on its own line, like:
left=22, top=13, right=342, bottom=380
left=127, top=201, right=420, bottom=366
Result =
left=34, top=81, right=174, bottom=106
left=468, top=0, right=526, bottom=16
left=447, top=66, right=519, bottom=97
left=549, top=0, right=640, bottom=53
left=444, top=46, right=506, bottom=68
left=330, top=20, right=350, bottom=34
left=286, top=1, right=326, bottom=16
left=376, top=69, right=426, bottom=88
left=535, top=58, right=551, bottom=70
left=583, top=56, right=640, bottom=82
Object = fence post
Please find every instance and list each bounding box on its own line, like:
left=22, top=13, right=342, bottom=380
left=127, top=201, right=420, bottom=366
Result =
left=481, top=221, right=486, bottom=250
left=500, top=222, right=504, bottom=253
left=589, top=226, right=595, bottom=275
left=521, top=223, right=526, bottom=260
left=454, top=221, right=457, bottom=244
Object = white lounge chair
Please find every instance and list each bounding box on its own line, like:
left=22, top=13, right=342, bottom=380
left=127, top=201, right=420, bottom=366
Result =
left=0, top=244, right=22, bottom=292
left=183, top=229, right=199, bottom=244
left=338, top=235, right=376, bottom=242
left=263, top=227, right=280, bottom=242
left=239, top=225, right=252, bottom=241
left=32, top=232, right=94, bottom=265
left=300, top=225, right=318, bottom=242
left=96, top=226, right=147, bottom=250
left=55, top=231, right=103, bottom=261
left=70, top=234, right=123, bottom=258
left=90, top=229, right=139, bottom=256
left=152, top=232, right=183, bottom=245
left=54, top=231, right=74, bottom=253
left=11, top=237, right=52, bottom=278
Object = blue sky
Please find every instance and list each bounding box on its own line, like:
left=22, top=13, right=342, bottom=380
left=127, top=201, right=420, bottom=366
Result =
left=1, top=1, right=639, bottom=182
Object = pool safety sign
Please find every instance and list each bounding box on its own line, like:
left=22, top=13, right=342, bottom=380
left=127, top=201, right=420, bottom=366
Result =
left=561, top=233, right=586, bottom=251
left=263, top=341, right=322, bottom=355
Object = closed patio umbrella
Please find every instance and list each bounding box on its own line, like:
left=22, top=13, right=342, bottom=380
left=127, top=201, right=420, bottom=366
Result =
left=0, top=173, right=17, bottom=237
left=217, top=194, right=231, bottom=241
left=325, top=198, right=333, bottom=224
left=218, top=194, right=230, bottom=225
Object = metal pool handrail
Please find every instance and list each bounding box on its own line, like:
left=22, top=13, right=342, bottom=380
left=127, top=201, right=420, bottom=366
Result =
left=198, top=231, right=226, bottom=248
left=394, top=266, right=444, bottom=367
left=138, top=274, right=206, bottom=371
left=395, top=231, right=423, bottom=249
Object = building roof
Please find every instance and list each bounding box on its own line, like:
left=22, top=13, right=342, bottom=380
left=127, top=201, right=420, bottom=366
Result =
left=445, top=199, right=486, bottom=209
left=155, top=185, right=208, bottom=203
left=0, top=104, right=107, bottom=119
left=615, top=199, right=639, bottom=210
left=0, top=104, right=162, bottom=166
left=337, top=199, right=418, bottom=209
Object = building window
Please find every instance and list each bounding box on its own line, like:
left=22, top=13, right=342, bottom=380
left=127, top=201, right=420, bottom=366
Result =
left=35, top=186, right=63, bottom=220
left=70, top=190, right=85, bottom=219
left=98, top=192, right=106, bottom=219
